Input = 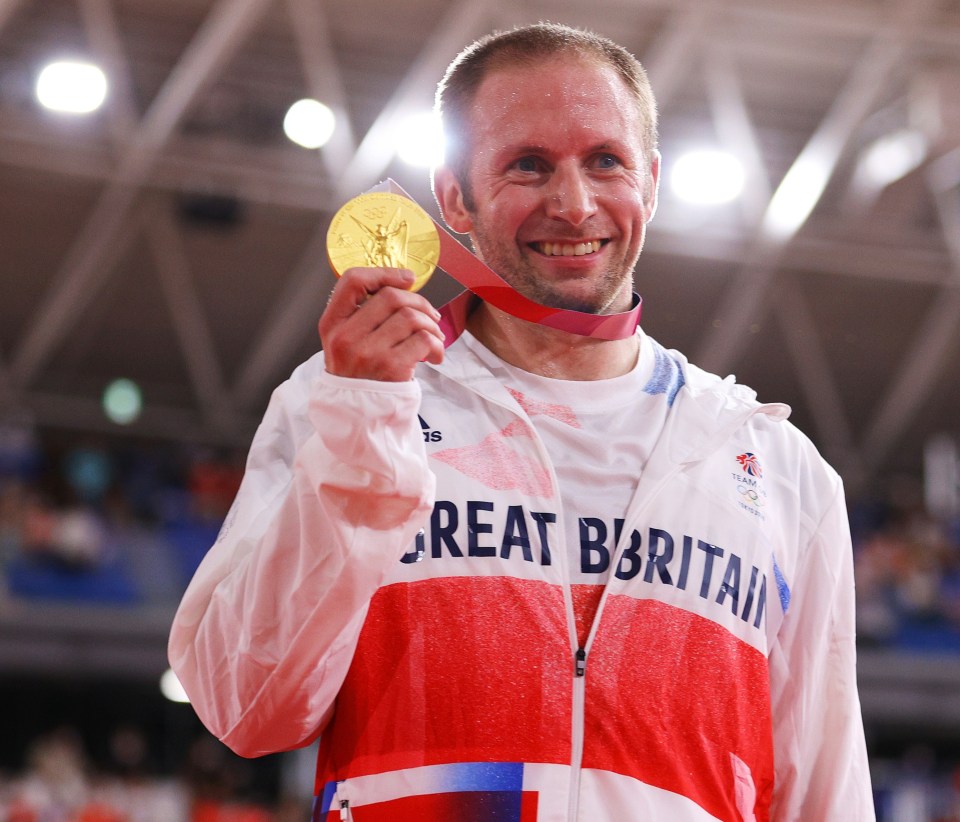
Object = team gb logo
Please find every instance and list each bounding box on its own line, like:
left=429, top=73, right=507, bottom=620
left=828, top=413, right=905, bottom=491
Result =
left=736, top=452, right=763, bottom=478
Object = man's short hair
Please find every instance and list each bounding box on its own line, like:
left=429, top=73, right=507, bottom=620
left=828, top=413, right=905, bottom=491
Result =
left=435, top=22, right=659, bottom=203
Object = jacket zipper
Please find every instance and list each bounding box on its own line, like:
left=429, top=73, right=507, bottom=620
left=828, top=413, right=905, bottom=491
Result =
left=508, top=402, right=585, bottom=821
left=456, top=386, right=589, bottom=819
left=339, top=799, right=349, bottom=821
left=575, top=647, right=586, bottom=677
left=568, top=646, right=588, bottom=820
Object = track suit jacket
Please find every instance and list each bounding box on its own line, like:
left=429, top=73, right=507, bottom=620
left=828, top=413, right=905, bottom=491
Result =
left=168, top=299, right=875, bottom=822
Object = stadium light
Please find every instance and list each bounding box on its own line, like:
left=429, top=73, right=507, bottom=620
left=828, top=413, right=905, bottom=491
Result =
left=36, top=60, right=108, bottom=114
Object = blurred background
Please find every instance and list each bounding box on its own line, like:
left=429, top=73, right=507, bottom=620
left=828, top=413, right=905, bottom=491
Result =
left=2, top=0, right=960, bottom=819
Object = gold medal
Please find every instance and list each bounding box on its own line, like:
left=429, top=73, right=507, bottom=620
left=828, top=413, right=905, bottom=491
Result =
left=326, top=192, right=440, bottom=292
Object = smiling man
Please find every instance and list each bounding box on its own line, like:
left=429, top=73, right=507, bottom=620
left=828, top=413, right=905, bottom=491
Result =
left=439, top=58, right=655, bottom=315
left=169, top=23, right=875, bottom=822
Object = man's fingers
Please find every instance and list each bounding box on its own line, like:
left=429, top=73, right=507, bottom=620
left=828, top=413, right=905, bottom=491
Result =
left=322, top=281, right=440, bottom=342
left=319, top=267, right=444, bottom=380
left=393, top=329, right=445, bottom=372
left=373, top=301, right=445, bottom=346
left=363, top=288, right=443, bottom=340
left=321, top=267, right=416, bottom=327
left=325, top=319, right=444, bottom=381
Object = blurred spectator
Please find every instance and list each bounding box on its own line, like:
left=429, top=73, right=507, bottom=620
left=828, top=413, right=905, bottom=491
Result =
left=853, top=495, right=960, bottom=651
left=63, top=448, right=113, bottom=507
left=44, top=507, right=108, bottom=571
left=0, top=436, right=253, bottom=606
left=0, top=724, right=286, bottom=822
left=0, top=479, right=27, bottom=568
left=871, top=746, right=960, bottom=822
left=5, top=727, right=90, bottom=819
left=0, top=419, right=42, bottom=481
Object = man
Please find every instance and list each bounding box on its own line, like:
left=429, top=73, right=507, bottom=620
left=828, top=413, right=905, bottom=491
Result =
left=169, top=23, right=875, bottom=821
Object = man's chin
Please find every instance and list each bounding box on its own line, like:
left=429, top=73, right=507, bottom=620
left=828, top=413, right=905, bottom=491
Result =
left=523, top=286, right=628, bottom=316
left=546, top=297, right=604, bottom=314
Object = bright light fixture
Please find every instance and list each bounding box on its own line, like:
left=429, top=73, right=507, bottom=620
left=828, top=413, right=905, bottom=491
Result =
left=283, top=99, right=336, bottom=149
left=160, top=668, right=191, bottom=703
left=860, top=128, right=927, bottom=189
left=396, top=111, right=445, bottom=168
left=763, top=154, right=830, bottom=239
left=670, top=149, right=745, bottom=206
left=36, top=60, right=108, bottom=114
left=102, top=378, right=142, bottom=425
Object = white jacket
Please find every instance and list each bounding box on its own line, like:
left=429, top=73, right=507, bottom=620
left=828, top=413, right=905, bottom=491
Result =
left=169, top=303, right=875, bottom=822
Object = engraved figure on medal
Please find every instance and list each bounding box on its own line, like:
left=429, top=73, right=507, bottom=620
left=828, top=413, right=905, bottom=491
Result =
left=351, top=209, right=408, bottom=269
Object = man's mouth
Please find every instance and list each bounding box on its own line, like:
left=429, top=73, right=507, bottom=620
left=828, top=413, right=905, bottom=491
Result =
left=531, top=239, right=605, bottom=257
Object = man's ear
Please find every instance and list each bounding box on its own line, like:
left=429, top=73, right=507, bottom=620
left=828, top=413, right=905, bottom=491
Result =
left=644, top=149, right=661, bottom=222
left=433, top=166, right=474, bottom=234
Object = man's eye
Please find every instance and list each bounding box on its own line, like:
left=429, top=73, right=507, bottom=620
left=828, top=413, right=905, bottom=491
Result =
left=514, top=157, right=540, bottom=173
left=594, top=154, right=620, bottom=169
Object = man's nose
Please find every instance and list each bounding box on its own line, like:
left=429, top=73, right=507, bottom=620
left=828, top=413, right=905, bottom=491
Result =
left=544, top=164, right=597, bottom=225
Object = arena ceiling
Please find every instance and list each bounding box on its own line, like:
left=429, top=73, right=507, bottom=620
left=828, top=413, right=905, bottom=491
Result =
left=1, top=0, right=959, bottom=504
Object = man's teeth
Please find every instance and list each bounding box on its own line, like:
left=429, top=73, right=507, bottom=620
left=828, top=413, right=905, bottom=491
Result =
left=537, top=240, right=602, bottom=257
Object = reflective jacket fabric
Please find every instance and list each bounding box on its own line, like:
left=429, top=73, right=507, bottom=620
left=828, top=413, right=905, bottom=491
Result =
left=169, top=307, right=875, bottom=822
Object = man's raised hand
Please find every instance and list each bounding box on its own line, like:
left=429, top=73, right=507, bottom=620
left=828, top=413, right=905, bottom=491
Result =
left=319, top=267, right=445, bottom=382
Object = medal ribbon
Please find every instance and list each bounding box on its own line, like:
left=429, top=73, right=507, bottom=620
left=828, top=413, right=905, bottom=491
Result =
left=381, top=180, right=642, bottom=341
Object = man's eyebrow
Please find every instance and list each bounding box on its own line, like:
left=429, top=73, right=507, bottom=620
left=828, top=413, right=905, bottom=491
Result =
left=590, top=140, right=631, bottom=153
left=498, top=144, right=550, bottom=156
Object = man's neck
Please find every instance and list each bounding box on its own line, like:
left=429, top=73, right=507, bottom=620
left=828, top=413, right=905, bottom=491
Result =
left=466, top=303, right=640, bottom=380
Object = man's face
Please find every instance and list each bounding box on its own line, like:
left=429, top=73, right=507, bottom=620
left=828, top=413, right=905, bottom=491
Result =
left=436, top=55, right=660, bottom=315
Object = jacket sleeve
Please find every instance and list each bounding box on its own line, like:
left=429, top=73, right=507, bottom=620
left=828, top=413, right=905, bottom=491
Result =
left=167, top=361, right=436, bottom=757
left=768, top=475, right=876, bottom=821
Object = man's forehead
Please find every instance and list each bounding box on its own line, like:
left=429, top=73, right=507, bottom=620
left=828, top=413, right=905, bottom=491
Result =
left=467, top=57, right=642, bottom=145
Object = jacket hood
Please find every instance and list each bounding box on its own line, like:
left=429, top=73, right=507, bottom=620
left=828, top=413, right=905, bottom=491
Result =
left=663, top=346, right=791, bottom=466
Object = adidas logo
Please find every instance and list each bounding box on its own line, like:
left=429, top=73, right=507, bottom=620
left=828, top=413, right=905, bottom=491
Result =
left=418, top=414, right=443, bottom=443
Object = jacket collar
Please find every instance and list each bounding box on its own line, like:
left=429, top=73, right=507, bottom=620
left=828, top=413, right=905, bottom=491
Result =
left=429, top=299, right=791, bottom=467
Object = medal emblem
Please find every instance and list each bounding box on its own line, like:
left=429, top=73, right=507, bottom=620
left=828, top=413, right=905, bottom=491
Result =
left=326, top=192, right=440, bottom=292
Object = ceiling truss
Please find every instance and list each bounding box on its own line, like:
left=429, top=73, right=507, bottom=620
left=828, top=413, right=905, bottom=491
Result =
left=1, top=0, right=959, bottom=499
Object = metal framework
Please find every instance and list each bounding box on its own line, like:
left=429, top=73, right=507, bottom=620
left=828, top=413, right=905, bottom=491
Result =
left=0, top=0, right=959, bottom=499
